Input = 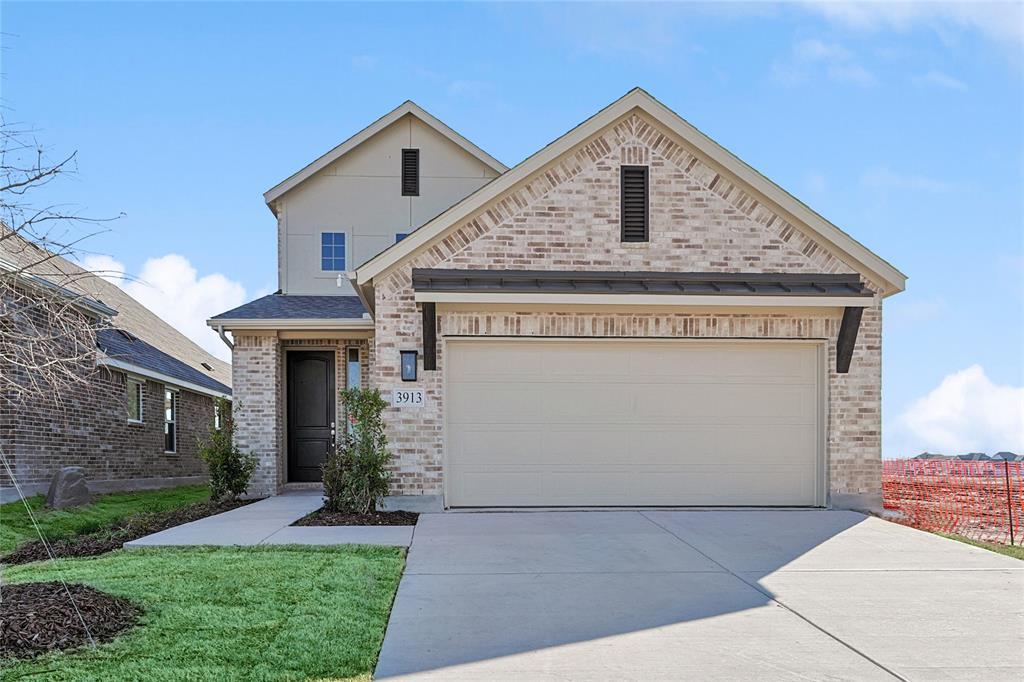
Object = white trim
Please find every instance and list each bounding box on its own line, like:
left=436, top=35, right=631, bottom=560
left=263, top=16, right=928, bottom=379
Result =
left=356, top=88, right=906, bottom=296
left=206, top=318, right=374, bottom=331
left=163, top=386, right=178, bottom=454
left=99, top=357, right=231, bottom=399
left=264, top=100, right=508, bottom=207
left=126, top=376, right=145, bottom=424
left=415, top=291, right=874, bottom=308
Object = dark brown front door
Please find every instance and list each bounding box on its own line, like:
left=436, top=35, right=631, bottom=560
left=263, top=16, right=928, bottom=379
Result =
left=287, top=351, right=335, bottom=482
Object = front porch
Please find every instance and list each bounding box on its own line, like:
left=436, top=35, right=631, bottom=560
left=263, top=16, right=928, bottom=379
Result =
left=208, top=292, right=375, bottom=497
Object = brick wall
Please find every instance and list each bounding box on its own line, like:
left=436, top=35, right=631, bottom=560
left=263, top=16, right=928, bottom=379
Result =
left=232, top=334, right=370, bottom=495
left=0, top=297, right=214, bottom=491
left=371, top=111, right=884, bottom=504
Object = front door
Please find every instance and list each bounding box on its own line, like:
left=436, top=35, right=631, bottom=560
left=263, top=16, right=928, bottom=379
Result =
left=287, top=351, right=335, bottom=482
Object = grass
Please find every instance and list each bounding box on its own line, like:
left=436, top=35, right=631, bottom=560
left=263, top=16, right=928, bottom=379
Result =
left=1, top=545, right=406, bottom=681
left=937, top=532, right=1024, bottom=560
left=0, top=485, right=209, bottom=554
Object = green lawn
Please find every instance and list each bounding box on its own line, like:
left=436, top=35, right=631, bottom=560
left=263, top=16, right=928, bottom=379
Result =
left=938, top=532, right=1024, bottom=560
left=1, top=546, right=406, bottom=681
left=0, top=485, right=209, bottom=554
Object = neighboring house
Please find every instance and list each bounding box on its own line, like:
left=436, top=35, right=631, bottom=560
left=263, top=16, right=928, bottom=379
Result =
left=1, top=232, right=231, bottom=501
left=210, top=88, right=905, bottom=511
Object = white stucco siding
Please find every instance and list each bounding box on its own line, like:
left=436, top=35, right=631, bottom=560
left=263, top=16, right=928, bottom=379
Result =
left=277, top=114, right=501, bottom=295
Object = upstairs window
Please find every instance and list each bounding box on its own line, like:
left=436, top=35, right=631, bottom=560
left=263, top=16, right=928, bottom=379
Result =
left=401, top=149, right=419, bottom=196
left=620, top=165, right=649, bottom=242
left=127, top=377, right=144, bottom=423
left=321, top=232, right=347, bottom=271
left=395, top=233, right=408, bottom=242
left=164, top=389, right=177, bottom=453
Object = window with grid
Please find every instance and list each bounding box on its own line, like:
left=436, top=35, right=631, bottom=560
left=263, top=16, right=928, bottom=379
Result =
left=321, top=232, right=347, bottom=271
left=127, top=378, right=144, bottom=422
left=164, top=389, right=177, bottom=453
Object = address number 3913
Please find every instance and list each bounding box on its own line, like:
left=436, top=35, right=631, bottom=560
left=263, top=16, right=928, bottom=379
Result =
left=392, top=389, right=425, bottom=407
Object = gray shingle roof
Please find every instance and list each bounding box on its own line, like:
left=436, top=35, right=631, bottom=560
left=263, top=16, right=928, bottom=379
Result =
left=1, top=229, right=231, bottom=389
left=97, top=328, right=231, bottom=395
left=210, top=294, right=367, bottom=320
left=412, top=269, right=874, bottom=298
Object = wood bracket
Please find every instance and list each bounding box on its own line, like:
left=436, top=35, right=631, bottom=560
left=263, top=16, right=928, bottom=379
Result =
left=836, top=306, right=863, bottom=374
left=422, top=301, right=437, bottom=371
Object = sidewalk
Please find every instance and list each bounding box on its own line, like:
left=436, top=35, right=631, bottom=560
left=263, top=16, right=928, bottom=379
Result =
left=124, top=490, right=413, bottom=548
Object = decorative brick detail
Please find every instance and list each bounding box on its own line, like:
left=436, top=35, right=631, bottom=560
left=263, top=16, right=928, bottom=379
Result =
left=371, top=110, right=884, bottom=502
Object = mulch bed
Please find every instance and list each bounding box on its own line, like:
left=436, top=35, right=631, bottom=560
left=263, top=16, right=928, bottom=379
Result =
left=1, top=498, right=257, bottom=566
left=292, top=508, right=419, bottom=527
left=0, top=581, right=141, bottom=661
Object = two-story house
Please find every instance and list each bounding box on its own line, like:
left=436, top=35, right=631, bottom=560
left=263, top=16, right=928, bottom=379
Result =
left=210, top=89, right=905, bottom=512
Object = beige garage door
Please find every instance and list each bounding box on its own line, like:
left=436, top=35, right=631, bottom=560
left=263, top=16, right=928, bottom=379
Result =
left=446, top=339, right=823, bottom=507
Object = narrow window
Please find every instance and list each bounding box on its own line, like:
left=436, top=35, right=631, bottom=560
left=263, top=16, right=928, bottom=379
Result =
left=320, top=232, right=346, bottom=271
left=164, top=389, right=177, bottom=453
left=346, top=347, right=361, bottom=390
left=213, top=402, right=222, bottom=431
left=620, top=165, right=649, bottom=242
left=401, top=149, right=419, bottom=196
left=126, top=378, right=144, bottom=423
left=395, top=233, right=408, bottom=242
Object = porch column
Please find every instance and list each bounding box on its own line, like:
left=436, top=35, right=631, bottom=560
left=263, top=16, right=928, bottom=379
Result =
left=231, top=333, right=284, bottom=496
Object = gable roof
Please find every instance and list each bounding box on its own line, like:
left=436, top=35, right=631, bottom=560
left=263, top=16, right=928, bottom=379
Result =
left=1, top=230, right=232, bottom=390
left=263, top=100, right=509, bottom=210
left=355, top=88, right=907, bottom=297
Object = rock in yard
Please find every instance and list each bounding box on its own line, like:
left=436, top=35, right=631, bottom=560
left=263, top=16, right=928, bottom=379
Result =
left=45, top=466, right=91, bottom=509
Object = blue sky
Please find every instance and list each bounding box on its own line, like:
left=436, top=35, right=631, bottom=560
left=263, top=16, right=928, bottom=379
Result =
left=3, top=2, right=1022, bottom=456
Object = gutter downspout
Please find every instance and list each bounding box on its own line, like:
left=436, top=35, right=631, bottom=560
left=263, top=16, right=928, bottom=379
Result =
left=215, top=324, right=234, bottom=351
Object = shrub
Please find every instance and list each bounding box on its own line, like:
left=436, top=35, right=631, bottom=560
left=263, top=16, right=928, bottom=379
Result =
left=323, top=388, right=392, bottom=514
left=197, top=397, right=257, bottom=502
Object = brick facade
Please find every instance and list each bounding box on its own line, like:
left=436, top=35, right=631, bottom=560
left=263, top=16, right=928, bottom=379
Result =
left=231, top=334, right=371, bottom=496
left=369, top=112, right=884, bottom=506
left=0, top=296, right=215, bottom=493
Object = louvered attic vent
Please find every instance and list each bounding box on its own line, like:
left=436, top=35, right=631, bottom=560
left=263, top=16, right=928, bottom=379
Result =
left=620, top=165, right=649, bottom=242
left=401, top=148, right=419, bottom=196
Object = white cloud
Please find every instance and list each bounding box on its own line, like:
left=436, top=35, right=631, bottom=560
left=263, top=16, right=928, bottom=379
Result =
left=801, top=1, right=1024, bottom=49
left=82, top=253, right=246, bottom=362
left=896, top=366, right=1024, bottom=455
left=860, top=165, right=960, bottom=192
left=914, top=70, right=968, bottom=90
left=447, top=80, right=492, bottom=98
left=80, top=254, right=127, bottom=284
left=772, top=38, right=877, bottom=87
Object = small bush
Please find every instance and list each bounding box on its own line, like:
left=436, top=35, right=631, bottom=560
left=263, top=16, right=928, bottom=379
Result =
left=323, top=388, right=392, bottom=514
left=198, top=397, right=257, bottom=502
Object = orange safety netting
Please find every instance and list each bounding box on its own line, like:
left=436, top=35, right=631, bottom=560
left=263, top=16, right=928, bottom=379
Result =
left=883, top=460, right=1023, bottom=546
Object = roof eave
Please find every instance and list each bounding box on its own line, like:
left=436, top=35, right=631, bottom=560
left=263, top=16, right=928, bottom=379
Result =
left=97, top=356, right=231, bottom=399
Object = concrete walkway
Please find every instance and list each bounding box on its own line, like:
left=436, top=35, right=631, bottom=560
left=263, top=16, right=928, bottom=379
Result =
left=123, top=490, right=413, bottom=548
left=375, top=510, right=1024, bottom=681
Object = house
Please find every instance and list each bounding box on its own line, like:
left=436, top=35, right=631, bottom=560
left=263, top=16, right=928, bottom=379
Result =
left=210, top=88, right=905, bottom=511
left=0, top=231, right=231, bottom=502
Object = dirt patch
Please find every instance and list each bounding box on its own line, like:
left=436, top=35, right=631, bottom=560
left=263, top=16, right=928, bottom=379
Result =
left=1, top=499, right=257, bottom=566
left=292, top=508, right=419, bottom=526
left=0, top=582, right=141, bottom=660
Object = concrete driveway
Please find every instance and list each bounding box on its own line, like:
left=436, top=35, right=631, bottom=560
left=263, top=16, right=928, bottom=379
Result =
left=375, top=510, right=1024, bottom=681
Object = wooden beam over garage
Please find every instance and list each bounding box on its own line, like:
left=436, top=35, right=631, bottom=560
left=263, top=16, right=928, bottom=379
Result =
left=422, top=302, right=437, bottom=370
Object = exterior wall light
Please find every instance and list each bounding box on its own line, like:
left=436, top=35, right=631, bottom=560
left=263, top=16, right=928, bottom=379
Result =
left=400, top=350, right=418, bottom=382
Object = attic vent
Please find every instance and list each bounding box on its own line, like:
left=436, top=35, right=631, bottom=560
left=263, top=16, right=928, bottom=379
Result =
left=620, top=166, right=649, bottom=242
left=201, top=362, right=213, bottom=371
left=401, top=148, right=419, bottom=196
left=116, top=329, right=137, bottom=342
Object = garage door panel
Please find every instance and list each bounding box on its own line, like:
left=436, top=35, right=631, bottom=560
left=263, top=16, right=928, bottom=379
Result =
left=446, top=340, right=822, bottom=507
